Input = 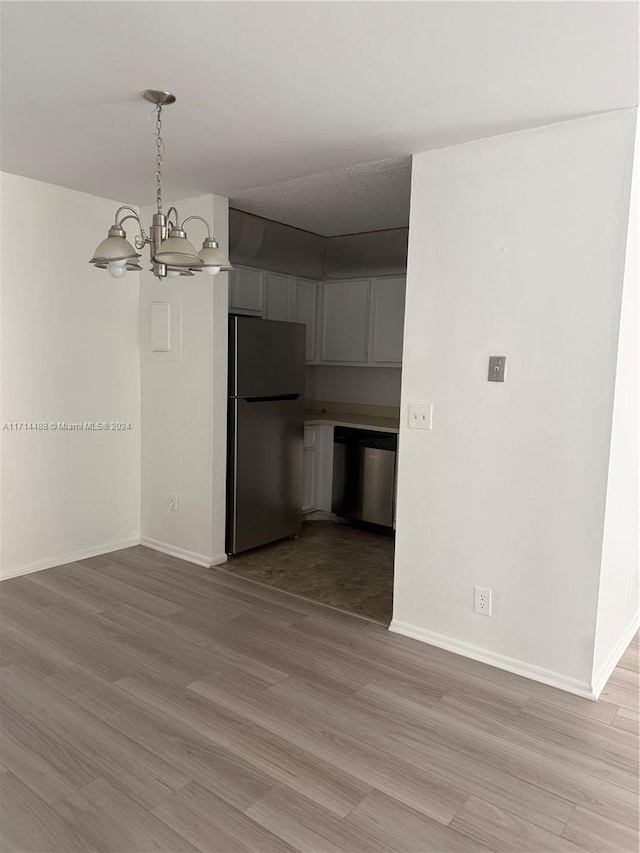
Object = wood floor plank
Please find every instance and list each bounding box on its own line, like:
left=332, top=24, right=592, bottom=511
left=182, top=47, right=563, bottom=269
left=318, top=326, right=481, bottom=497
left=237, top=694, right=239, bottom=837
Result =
left=2, top=665, right=188, bottom=809
left=562, top=805, right=640, bottom=852
left=42, top=601, right=220, bottom=686
left=617, top=641, right=639, bottom=673
left=152, top=780, right=296, bottom=853
left=0, top=701, right=97, bottom=803
left=611, top=705, right=640, bottom=735
left=0, top=771, right=98, bottom=853
left=115, top=669, right=373, bottom=819
left=346, top=789, right=494, bottom=852
left=245, top=786, right=392, bottom=853
left=344, top=681, right=576, bottom=834
left=53, top=777, right=200, bottom=853
left=377, top=626, right=622, bottom=723
left=432, top=693, right=638, bottom=791
left=450, top=796, right=585, bottom=852
left=0, top=616, right=77, bottom=678
left=45, top=667, right=278, bottom=813
left=263, top=675, right=575, bottom=835
left=600, top=666, right=640, bottom=712
left=398, top=691, right=639, bottom=829
left=520, top=696, right=639, bottom=766
left=291, top=614, right=531, bottom=712
left=0, top=573, right=75, bottom=609
left=0, top=593, right=137, bottom=681
left=59, top=560, right=184, bottom=616
left=188, top=675, right=469, bottom=826
left=91, top=559, right=248, bottom=622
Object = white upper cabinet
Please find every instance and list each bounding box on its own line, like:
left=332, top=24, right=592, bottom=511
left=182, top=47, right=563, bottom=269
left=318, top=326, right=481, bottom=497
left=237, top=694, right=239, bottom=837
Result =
left=369, top=277, right=406, bottom=365
left=265, top=273, right=292, bottom=321
left=320, top=279, right=371, bottom=364
left=292, top=278, right=318, bottom=362
left=228, top=266, right=404, bottom=367
left=229, top=267, right=264, bottom=316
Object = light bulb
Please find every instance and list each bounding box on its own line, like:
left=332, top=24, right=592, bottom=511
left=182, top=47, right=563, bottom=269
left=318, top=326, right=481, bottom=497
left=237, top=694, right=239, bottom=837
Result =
left=108, top=262, right=127, bottom=279
left=166, top=269, right=181, bottom=278
left=202, top=265, right=221, bottom=276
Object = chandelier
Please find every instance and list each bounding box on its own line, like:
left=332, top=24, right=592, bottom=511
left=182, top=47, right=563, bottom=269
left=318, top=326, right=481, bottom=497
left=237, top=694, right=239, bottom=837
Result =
left=90, top=90, right=232, bottom=280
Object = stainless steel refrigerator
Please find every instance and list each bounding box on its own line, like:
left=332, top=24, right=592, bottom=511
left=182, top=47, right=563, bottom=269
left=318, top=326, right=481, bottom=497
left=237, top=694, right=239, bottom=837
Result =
left=226, top=315, right=306, bottom=555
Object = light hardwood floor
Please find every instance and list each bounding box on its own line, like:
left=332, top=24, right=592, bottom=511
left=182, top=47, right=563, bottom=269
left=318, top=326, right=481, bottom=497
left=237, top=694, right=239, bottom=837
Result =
left=0, top=545, right=638, bottom=852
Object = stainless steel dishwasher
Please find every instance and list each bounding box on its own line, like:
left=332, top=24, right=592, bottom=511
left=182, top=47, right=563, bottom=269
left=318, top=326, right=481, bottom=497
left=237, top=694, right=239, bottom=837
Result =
left=332, top=427, right=397, bottom=528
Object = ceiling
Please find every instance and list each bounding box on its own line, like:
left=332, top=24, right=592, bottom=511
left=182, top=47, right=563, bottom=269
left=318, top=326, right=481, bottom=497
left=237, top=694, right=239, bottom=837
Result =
left=230, top=157, right=412, bottom=236
left=1, top=2, right=637, bottom=231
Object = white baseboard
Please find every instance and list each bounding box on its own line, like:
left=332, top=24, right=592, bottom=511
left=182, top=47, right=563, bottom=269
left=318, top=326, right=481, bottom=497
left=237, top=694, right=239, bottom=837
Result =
left=591, top=610, right=640, bottom=699
left=140, top=537, right=226, bottom=569
left=0, top=537, right=140, bottom=581
left=389, top=619, right=595, bottom=700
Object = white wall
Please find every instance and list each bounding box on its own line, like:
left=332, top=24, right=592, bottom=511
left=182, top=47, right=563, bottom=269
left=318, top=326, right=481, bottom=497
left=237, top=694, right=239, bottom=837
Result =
left=140, top=194, right=228, bottom=566
left=592, top=112, right=640, bottom=692
left=306, top=365, right=401, bottom=408
left=392, top=110, right=636, bottom=696
left=0, top=173, right=140, bottom=578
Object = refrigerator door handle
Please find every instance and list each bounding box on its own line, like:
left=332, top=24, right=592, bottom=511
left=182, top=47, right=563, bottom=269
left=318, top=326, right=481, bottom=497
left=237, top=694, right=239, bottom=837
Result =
left=243, top=394, right=302, bottom=403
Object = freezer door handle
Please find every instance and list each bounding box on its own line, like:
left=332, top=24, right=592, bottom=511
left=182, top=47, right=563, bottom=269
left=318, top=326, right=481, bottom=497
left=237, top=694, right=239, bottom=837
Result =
left=243, top=394, right=301, bottom=403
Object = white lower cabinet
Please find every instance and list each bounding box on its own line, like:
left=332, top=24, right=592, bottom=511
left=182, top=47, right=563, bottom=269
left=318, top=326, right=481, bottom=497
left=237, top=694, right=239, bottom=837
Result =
left=302, top=426, right=318, bottom=514
left=302, top=424, right=334, bottom=514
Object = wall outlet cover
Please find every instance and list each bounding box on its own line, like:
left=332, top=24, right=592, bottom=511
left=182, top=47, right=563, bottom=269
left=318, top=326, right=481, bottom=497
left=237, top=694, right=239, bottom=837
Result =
left=474, top=586, right=492, bottom=616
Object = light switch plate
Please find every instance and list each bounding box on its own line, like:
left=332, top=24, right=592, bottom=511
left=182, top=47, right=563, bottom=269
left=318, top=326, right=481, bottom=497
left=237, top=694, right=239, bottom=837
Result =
left=408, top=403, right=432, bottom=430
left=488, top=356, right=506, bottom=382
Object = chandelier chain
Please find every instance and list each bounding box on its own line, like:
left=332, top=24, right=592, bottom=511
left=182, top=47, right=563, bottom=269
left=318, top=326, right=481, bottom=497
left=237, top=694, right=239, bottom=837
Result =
left=155, top=105, right=163, bottom=214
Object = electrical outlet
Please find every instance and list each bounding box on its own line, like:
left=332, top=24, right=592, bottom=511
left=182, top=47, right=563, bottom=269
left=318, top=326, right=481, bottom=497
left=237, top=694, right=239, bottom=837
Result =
left=168, top=493, right=179, bottom=512
left=474, top=586, right=492, bottom=616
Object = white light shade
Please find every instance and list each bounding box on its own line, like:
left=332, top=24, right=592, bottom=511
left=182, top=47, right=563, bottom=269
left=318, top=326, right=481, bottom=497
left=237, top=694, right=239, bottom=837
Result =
left=154, top=227, right=202, bottom=267
left=199, top=238, right=233, bottom=271
left=90, top=228, right=139, bottom=265
left=202, top=265, right=221, bottom=276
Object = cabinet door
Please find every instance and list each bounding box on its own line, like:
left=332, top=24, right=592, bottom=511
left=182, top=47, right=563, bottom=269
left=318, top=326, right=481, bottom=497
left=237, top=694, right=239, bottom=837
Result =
left=320, top=280, right=371, bottom=363
left=265, top=273, right=292, bottom=321
left=229, top=267, right=264, bottom=316
left=302, top=448, right=316, bottom=513
left=292, top=278, right=318, bottom=362
left=302, top=426, right=318, bottom=513
left=370, top=277, right=406, bottom=364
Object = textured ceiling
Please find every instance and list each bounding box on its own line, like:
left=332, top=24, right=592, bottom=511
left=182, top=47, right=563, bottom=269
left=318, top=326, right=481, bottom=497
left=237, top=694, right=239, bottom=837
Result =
left=1, top=2, right=637, bottom=209
left=230, top=157, right=412, bottom=236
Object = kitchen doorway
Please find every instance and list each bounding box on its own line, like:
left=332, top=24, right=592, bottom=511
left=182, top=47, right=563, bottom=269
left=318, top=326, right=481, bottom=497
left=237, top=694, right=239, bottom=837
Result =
left=224, top=519, right=394, bottom=624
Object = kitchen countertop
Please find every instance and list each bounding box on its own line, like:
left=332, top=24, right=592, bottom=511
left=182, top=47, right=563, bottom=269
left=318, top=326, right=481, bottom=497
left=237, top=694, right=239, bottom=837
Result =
left=304, top=411, right=400, bottom=434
